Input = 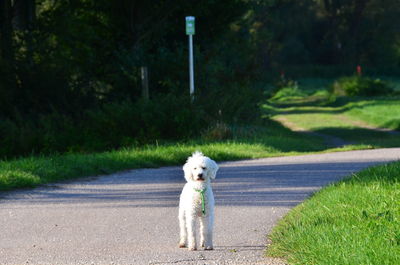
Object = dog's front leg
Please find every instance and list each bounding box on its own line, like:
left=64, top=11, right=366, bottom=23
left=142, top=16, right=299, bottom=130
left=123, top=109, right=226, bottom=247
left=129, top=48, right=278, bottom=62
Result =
left=178, top=208, right=187, bottom=248
left=199, top=216, right=206, bottom=248
left=186, top=215, right=197, bottom=250
left=200, top=215, right=214, bottom=250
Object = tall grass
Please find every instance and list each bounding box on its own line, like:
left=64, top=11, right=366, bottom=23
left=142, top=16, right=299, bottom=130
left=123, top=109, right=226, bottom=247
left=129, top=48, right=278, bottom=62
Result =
left=268, top=162, right=400, bottom=264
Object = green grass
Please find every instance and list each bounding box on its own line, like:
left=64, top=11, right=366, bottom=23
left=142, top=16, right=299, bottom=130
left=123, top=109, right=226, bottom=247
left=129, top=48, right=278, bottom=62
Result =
left=265, top=94, right=400, bottom=148
left=0, top=122, right=329, bottom=191
left=267, top=162, right=400, bottom=265
left=344, top=99, right=400, bottom=130
left=264, top=81, right=400, bottom=264
left=270, top=76, right=400, bottom=131
left=268, top=97, right=400, bottom=131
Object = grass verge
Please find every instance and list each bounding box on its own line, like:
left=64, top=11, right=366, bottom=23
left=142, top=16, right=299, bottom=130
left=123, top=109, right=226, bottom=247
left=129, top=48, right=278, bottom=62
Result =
left=0, top=121, right=330, bottom=191
left=267, top=162, right=400, bottom=265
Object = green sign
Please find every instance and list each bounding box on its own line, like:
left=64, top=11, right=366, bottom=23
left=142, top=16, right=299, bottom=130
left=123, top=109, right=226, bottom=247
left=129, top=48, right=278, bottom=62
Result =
left=186, top=16, right=195, bottom=35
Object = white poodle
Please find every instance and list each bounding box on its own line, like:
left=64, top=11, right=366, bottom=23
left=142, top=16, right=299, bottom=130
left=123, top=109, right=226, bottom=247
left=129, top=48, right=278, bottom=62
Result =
left=178, top=151, right=219, bottom=251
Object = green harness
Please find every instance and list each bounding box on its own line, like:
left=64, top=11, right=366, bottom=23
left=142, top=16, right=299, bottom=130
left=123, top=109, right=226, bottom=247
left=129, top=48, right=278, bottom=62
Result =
left=194, top=187, right=207, bottom=215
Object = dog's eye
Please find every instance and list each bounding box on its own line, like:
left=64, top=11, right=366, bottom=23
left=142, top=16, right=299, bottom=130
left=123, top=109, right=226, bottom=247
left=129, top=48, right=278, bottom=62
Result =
left=202, top=167, right=206, bottom=170
left=194, top=167, right=197, bottom=170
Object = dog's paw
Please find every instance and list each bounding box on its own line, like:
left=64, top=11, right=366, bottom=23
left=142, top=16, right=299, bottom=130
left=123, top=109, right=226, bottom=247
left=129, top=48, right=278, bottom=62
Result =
left=204, top=246, right=213, bottom=250
left=188, top=245, right=197, bottom=251
left=178, top=242, right=186, bottom=248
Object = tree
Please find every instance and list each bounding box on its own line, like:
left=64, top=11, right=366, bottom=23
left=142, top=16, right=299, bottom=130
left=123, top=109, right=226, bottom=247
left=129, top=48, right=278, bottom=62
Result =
left=0, top=0, right=13, bottom=62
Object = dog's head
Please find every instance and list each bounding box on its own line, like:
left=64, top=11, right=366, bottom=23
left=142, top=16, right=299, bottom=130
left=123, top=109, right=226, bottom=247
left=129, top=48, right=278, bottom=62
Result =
left=183, top=151, right=219, bottom=183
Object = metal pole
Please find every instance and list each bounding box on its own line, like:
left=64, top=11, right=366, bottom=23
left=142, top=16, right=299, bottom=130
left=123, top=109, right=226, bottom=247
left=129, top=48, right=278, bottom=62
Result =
left=189, top=34, right=194, bottom=98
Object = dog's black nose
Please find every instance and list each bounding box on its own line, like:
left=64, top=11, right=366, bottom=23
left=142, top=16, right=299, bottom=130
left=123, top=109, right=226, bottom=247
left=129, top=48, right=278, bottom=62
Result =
left=198, top=173, right=203, bottom=178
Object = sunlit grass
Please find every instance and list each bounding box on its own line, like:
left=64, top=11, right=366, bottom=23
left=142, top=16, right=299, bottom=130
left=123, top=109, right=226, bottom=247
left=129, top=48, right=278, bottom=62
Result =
left=268, top=162, right=400, bottom=265
left=265, top=82, right=400, bottom=264
left=265, top=92, right=400, bottom=148
left=344, top=99, right=400, bottom=130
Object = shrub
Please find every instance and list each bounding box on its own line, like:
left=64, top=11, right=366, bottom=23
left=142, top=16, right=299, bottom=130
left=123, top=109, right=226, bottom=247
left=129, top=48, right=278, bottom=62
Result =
left=201, top=122, right=232, bottom=141
left=271, top=86, right=306, bottom=101
left=196, top=82, right=263, bottom=124
left=79, top=95, right=207, bottom=150
left=332, top=76, right=393, bottom=97
left=0, top=94, right=206, bottom=159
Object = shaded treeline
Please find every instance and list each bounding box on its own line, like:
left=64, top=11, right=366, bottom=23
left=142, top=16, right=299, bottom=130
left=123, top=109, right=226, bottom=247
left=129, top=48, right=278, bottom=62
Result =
left=0, top=0, right=399, bottom=158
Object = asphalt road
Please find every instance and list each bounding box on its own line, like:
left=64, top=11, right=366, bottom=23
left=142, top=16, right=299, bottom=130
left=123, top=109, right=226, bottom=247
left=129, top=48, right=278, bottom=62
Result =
left=1, top=148, right=400, bottom=265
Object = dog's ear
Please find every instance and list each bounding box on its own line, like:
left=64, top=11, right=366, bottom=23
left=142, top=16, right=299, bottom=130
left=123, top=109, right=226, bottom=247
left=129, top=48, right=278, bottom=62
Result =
left=207, top=159, right=219, bottom=179
left=183, top=162, right=193, bottom=182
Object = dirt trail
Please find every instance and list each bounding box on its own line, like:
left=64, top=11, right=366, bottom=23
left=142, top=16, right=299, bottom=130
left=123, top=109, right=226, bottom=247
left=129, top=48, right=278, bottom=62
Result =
left=273, top=113, right=400, bottom=148
left=273, top=116, right=350, bottom=147
left=336, top=114, right=400, bottom=135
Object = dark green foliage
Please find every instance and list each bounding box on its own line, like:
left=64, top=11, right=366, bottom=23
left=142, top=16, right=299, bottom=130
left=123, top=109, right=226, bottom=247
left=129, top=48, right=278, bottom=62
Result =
left=201, top=123, right=233, bottom=141
left=0, top=95, right=205, bottom=158
left=0, top=0, right=400, bottom=158
left=332, top=76, right=393, bottom=97
left=83, top=95, right=206, bottom=148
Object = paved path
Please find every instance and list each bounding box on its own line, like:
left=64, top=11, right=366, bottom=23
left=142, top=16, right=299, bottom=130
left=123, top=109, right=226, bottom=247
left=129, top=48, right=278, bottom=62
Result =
left=1, top=148, right=400, bottom=265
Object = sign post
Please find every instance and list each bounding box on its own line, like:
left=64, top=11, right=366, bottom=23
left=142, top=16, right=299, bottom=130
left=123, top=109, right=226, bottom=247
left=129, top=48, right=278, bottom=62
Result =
left=185, top=16, right=195, bottom=98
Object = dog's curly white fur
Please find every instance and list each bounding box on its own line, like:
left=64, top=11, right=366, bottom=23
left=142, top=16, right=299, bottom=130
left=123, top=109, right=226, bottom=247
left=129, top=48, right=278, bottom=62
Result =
left=178, top=151, right=219, bottom=251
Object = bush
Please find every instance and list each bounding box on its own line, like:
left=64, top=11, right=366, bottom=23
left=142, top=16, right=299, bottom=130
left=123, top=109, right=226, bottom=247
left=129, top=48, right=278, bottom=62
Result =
left=270, top=85, right=306, bottom=101
left=332, top=76, right=393, bottom=97
left=196, top=82, right=264, bottom=124
left=0, top=112, right=79, bottom=158
left=201, top=122, right=232, bottom=141
left=0, top=95, right=206, bottom=159
left=0, top=78, right=265, bottom=159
